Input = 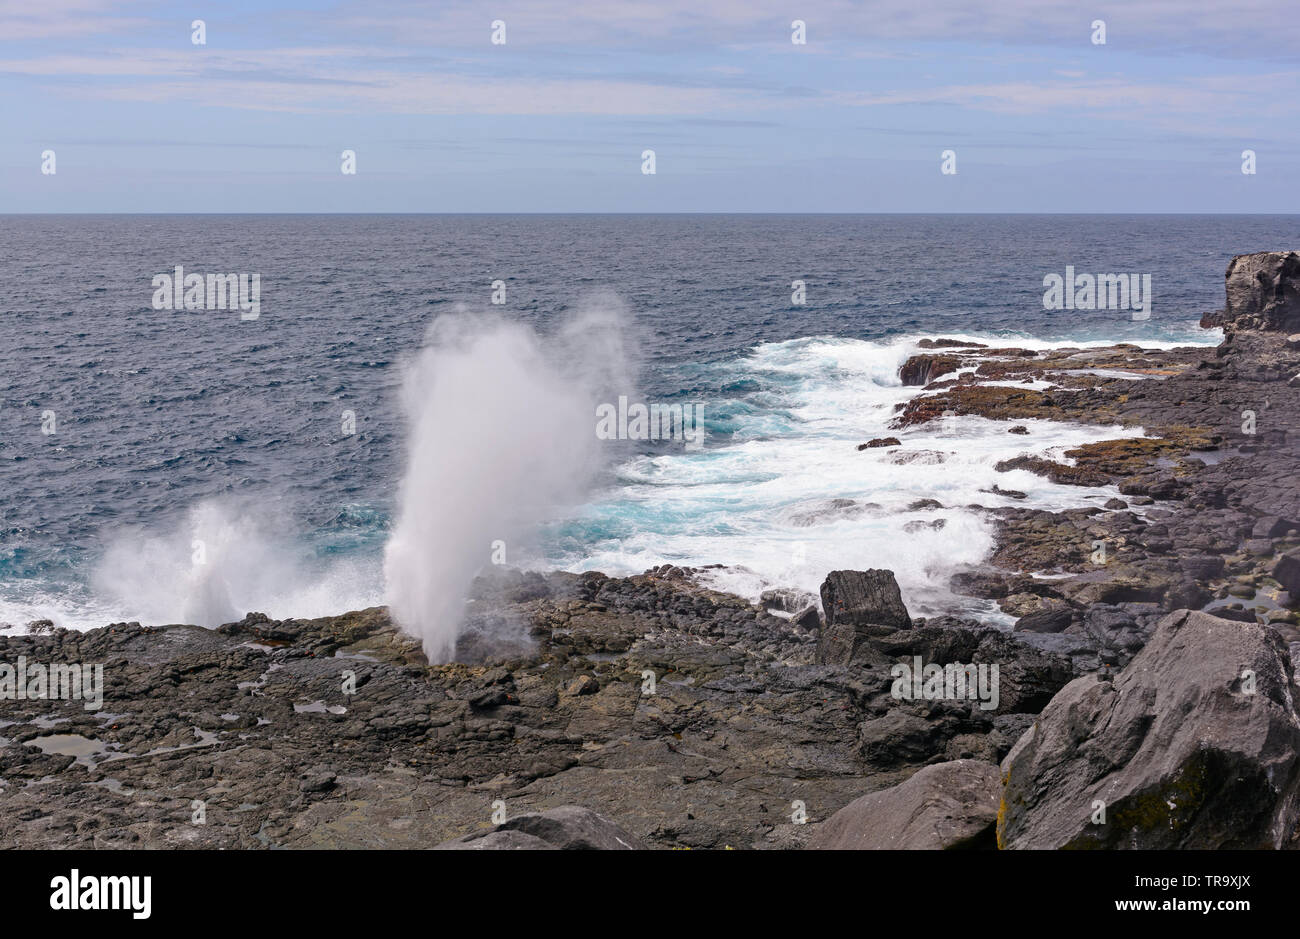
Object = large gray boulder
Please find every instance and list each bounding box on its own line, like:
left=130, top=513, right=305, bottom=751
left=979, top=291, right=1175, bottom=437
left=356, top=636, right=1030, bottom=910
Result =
left=434, top=805, right=645, bottom=850
left=817, top=569, right=911, bottom=665
left=998, top=610, right=1300, bottom=849
left=807, top=760, right=1000, bottom=849
left=1223, top=251, right=1300, bottom=333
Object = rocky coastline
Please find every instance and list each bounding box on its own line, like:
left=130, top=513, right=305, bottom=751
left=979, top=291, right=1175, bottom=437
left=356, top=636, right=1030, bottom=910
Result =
left=3, top=251, right=1300, bottom=850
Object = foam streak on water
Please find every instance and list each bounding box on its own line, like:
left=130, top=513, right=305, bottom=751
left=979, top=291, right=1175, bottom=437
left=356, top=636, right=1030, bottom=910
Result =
left=534, top=333, right=1216, bottom=621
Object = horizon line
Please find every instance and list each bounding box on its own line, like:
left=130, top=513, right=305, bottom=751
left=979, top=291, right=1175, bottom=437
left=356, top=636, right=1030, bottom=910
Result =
left=3, top=211, right=1299, bottom=217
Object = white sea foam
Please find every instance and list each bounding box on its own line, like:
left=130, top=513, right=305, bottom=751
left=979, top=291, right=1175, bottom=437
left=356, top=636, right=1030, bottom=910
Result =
left=538, top=333, right=1198, bottom=621
left=79, top=500, right=383, bottom=629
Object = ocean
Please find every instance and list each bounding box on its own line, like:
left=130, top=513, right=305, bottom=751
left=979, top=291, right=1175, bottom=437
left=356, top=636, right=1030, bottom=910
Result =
left=1, top=213, right=1295, bottom=634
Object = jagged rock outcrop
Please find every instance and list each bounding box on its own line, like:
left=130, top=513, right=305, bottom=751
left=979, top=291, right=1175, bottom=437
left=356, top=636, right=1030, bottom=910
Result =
left=899, top=353, right=961, bottom=386
left=807, top=759, right=1000, bottom=850
left=818, top=569, right=912, bottom=665
left=435, top=805, right=645, bottom=850
left=859, top=623, right=1072, bottom=715
left=820, top=570, right=911, bottom=630
left=998, top=610, right=1300, bottom=849
left=1223, top=251, right=1300, bottom=334
left=918, top=338, right=987, bottom=350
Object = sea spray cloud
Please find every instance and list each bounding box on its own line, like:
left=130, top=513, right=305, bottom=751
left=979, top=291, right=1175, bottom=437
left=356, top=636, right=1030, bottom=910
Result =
left=94, top=501, right=282, bottom=626
left=384, top=296, right=633, bottom=661
left=92, top=500, right=378, bottom=627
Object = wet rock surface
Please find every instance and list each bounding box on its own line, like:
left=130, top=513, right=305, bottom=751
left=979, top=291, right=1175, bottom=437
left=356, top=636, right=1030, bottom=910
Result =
left=0, top=566, right=1060, bottom=849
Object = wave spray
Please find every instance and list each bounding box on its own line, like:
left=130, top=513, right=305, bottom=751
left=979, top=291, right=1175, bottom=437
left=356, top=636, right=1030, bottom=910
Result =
left=384, top=296, right=631, bottom=661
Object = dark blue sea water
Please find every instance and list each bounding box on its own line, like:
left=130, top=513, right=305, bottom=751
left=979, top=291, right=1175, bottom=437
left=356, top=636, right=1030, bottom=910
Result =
left=1, top=214, right=1295, bottom=631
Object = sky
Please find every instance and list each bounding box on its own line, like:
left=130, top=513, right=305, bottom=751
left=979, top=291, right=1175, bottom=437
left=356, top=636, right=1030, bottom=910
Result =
left=1, top=0, right=1297, bottom=212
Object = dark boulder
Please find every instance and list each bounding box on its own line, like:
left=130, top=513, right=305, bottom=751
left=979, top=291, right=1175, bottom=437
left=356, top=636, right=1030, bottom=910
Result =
left=1253, top=515, right=1294, bottom=539
left=899, top=353, right=962, bottom=386
left=817, top=570, right=911, bottom=665
left=790, top=605, right=821, bottom=631
left=1178, top=555, right=1225, bottom=581
left=858, top=437, right=901, bottom=450
left=855, top=710, right=950, bottom=766
left=863, top=624, right=1072, bottom=715
left=1013, top=606, right=1075, bottom=634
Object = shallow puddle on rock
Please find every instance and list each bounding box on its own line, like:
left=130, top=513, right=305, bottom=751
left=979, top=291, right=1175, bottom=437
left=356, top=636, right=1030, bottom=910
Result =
left=137, top=726, right=220, bottom=758
left=1187, top=448, right=1237, bottom=466
left=294, top=700, right=347, bottom=715
left=91, top=776, right=135, bottom=795
left=1205, top=590, right=1276, bottom=619
left=333, top=650, right=381, bottom=663
left=30, top=733, right=121, bottom=766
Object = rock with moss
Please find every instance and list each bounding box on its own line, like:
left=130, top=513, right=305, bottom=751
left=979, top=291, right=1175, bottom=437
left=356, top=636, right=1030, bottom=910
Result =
left=997, top=609, right=1300, bottom=849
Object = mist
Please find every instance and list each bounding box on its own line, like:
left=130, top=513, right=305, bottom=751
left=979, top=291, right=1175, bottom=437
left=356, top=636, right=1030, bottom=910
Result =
left=91, top=499, right=381, bottom=627
left=383, top=294, right=633, bottom=661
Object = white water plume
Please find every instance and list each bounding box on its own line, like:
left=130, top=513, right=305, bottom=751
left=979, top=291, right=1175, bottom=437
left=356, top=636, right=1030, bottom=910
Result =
left=383, top=295, right=633, bottom=661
